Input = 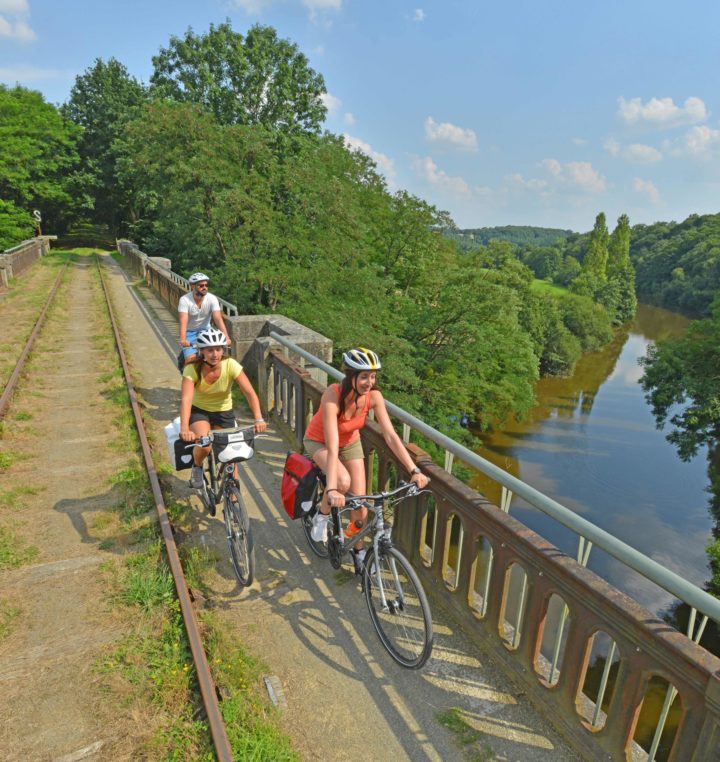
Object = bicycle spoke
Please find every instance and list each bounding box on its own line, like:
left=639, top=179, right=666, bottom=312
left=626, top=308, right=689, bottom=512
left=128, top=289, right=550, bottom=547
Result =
left=363, top=546, right=433, bottom=669
left=224, top=484, right=254, bottom=586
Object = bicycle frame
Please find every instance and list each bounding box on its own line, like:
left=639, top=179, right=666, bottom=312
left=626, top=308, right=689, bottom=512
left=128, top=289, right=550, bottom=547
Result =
left=330, top=484, right=420, bottom=611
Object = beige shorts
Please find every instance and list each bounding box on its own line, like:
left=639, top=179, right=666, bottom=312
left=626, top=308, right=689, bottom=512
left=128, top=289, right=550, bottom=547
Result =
left=303, top=436, right=364, bottom=463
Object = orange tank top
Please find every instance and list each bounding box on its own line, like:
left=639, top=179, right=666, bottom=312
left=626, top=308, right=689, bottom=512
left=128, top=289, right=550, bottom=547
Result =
left=304, top=383, right=372, bottom=447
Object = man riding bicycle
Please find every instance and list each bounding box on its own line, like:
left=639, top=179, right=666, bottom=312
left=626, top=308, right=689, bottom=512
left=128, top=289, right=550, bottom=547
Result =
left=178, top=272, right=232, bottom=365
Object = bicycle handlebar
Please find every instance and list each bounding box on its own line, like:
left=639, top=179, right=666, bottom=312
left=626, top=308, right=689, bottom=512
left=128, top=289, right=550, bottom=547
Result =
left=343, top=480, right=426, bottom=507
left=190, top=424, right=257, bottom=448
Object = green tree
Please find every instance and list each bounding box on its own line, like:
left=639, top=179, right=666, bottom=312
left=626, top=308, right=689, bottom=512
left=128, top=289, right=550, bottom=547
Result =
left=150, top=22, right=327, bottom=132
left=63, top=58, right=147, bottom=233
left=0, top=84, right=88, bottom=244
left=0, top=199, right=34, bottom=249
left=602, top=213, right=637, bottom=323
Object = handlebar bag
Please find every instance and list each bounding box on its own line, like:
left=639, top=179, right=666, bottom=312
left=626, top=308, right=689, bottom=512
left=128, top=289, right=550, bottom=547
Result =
left=281, top=451, right=320, bottom=519
left=173, top=439, right=195, bottom=471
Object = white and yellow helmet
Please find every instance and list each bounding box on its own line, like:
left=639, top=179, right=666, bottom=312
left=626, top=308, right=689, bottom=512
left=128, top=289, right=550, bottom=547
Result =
left=342, top=347, right=381, bottom=371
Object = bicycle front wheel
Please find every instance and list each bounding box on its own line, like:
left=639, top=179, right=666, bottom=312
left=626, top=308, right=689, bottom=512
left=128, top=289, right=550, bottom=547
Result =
left=224, top=483, right=255, bottom=586
left=363, top=546, right=433, bottom=669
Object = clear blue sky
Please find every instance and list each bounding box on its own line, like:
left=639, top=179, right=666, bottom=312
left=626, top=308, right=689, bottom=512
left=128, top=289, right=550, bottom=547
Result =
left=2, top=0, right=719, bottom=232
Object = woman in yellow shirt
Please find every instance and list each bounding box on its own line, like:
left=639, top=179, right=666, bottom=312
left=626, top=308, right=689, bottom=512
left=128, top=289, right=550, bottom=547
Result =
left=179, top=327, right=267, bottom=494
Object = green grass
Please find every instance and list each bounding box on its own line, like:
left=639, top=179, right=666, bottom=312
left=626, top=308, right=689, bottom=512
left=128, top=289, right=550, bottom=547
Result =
left=437, top=708, right=494, bottom=761
left=0, top=525, right=39, bottom=569
left=531, top=278, right=568, bottom=296
left=0, top=599, right=20, bottom=641
left=0, top=452, right=15, bottom=470
left=13, top=411, right=32, bottom=421
left=0, top=485, right=43, bottom=509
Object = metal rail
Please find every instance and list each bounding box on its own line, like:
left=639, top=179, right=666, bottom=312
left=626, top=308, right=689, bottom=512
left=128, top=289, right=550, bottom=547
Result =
left=0, top=263, right=68, bottom=421
left=96, top=256, right=234, bottom=762
left=268, top=330, right=720, bottom=626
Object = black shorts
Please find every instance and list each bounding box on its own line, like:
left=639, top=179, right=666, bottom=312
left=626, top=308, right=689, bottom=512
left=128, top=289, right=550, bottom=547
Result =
left=189, top=406, right=236, bottom=429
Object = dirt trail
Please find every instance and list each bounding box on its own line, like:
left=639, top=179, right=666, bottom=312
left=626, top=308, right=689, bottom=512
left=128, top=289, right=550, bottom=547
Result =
left=99, top=254, right=579, bottom=762
left=0, top=257, right=139, bottom=761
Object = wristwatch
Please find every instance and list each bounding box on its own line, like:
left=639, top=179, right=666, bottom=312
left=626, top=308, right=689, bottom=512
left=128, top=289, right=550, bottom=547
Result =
left=410, top=466, right=421, bottom=475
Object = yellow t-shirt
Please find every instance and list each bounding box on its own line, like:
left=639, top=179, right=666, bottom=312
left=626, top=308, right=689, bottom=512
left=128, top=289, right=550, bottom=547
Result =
left=182, top=358, right=244, bottom=412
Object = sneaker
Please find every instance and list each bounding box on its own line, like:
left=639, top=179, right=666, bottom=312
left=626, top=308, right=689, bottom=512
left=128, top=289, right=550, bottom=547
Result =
left=352, top=548, right=366, bottom=574
left=310, top=511, right=330, bottom=542
left=190, top=466, right=204, bottom=489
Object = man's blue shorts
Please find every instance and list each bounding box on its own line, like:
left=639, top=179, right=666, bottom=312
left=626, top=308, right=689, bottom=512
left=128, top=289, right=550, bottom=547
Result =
left=182, top=326, right=211, bottom=359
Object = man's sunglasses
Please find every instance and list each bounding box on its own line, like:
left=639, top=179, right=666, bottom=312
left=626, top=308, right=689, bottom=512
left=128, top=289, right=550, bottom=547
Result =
left=195, top=283, right=209, bottom=289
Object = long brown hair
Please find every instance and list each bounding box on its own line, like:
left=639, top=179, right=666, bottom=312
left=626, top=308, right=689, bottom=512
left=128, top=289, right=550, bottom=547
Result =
left=337, top=370, right=380, bottom=417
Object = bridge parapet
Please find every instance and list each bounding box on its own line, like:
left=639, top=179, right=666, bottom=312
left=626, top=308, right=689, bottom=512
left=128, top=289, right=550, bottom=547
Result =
left=263, top=344, right=720, bottom=762
left=1, top=236, right=54, bottom=286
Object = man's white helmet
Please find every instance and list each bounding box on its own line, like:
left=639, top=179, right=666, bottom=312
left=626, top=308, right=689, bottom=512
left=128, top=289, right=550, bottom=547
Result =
left=188, top=272, right=209, bottom=284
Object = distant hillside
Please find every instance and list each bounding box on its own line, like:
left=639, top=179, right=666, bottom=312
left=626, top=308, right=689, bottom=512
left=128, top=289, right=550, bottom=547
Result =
left=450, top=225, right=576, bottom=249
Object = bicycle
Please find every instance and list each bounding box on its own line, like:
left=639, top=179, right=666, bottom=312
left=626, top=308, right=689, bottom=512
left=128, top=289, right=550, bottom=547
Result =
left=184, top=424, right=258, bottom=587
left=301, top=479, right=434, bottom=669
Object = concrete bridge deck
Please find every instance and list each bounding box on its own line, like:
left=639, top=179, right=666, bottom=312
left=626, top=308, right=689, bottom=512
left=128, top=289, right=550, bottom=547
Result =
left=103, top=253, right=578, bottom=761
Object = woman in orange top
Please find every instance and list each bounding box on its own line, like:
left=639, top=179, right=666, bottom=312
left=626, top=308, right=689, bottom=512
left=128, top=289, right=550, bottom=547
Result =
left=302, top=347, right=429, bottom=557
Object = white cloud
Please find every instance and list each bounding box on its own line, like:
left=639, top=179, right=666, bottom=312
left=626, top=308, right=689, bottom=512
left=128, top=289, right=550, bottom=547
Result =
left=617, top=96, right=707, bottom=128
left=633, top=177, right=661, bottom=204
left=604, top=139, right=661, bottom=163
left=540, top=158, right=562, bottom=176
left=536, top=159, right=606, bottom=193
left=604, top=138, right=620, bottom=157
left=0, top=0, right=34, bottom=41
left=303, top=0, right=342, bottom=9
left=0, top=64, right=69, bottom=82
left=572, top=137, right=588, bottom=146
left=0, top=1, right=29, bottom=12
left=624, top=143, right=662, bottom=163
left=424, top=116, right=478, bottom=152
left=343, top=112, right=355, bottom=126
left=413, top=8, right=425, bottom=22
left=506, top=173, right=549, bottom=191
left=566, top=161, right=606, bottom=192
left=320, top=91, right=342, bottom=116
left=231, top=0, right=341, bottom=17
left=675, top=125, right=720, bottom=157
left=343, top=134, right=396, bottom=183
left=412, top=156, right=470, bottom=195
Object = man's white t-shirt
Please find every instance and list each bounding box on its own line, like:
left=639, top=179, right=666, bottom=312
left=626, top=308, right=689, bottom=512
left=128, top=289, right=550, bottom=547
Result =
left=178, top=292, right=222, bottom=332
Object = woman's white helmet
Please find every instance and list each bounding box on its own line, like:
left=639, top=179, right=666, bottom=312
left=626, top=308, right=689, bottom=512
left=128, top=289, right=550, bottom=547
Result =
left=342, top=347, right=381, bottom=371
left=196, top=327, right=227, bottom=348
left=188, top=272, right=209, bottom=284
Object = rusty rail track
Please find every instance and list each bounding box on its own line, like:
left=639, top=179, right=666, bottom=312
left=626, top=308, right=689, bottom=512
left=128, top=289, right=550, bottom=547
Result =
left=94, top=255, right=234, bottom=761
left=0, top=262, right=68, bottom=421
left=1, top=253, right=235, bottom=760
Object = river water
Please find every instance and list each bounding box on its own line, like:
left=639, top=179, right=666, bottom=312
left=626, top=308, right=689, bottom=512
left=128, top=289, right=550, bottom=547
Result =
left=470, top=303, right=713, bottom=619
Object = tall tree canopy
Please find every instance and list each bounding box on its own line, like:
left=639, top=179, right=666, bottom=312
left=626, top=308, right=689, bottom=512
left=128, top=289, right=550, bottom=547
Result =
left=0, top=84, right=88, bottom=248
left=117, top=101, right=538, bottom=429
left=150, top=22, right=327, bottom=132
left=63, top=58, right=147, bottom=233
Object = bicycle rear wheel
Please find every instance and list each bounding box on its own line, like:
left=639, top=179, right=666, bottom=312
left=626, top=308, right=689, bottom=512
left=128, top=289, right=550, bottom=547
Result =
left=363, top=546, right=433, bottom=669
left=301, top=479, right=329, bottom=558
left=224, top=483, right=255, bottom=586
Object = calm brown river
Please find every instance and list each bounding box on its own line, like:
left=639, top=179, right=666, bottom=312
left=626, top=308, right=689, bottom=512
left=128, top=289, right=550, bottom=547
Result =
left=470, top=303, right=712, bottom=617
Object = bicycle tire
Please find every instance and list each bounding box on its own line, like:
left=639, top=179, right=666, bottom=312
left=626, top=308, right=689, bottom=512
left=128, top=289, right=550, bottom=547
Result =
left=363, top=545, right=433, bottom=669
left=301, top=479, right=329, bottom=558
left=198, top=459, right=217, bottom=516
left=224, top=483, right=255, bottom=586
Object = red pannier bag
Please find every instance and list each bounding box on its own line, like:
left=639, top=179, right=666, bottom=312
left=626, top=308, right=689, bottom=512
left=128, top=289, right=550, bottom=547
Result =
left=281, top=451, right=320, bottom=519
